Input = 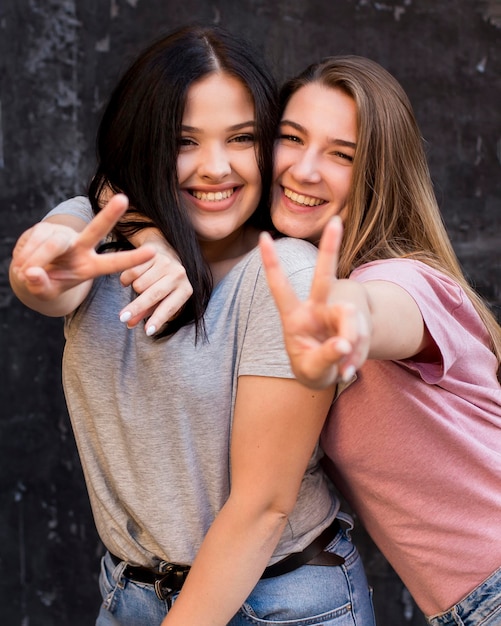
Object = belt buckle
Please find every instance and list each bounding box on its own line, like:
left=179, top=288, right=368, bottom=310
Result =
left=154, top=563, right=190, bottom=601
left=154, top=572, right=172, bottom=601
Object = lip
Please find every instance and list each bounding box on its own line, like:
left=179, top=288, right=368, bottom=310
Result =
left=182, top=185, right=242, bottom=212
left=278, top=185, right=327, bottom=214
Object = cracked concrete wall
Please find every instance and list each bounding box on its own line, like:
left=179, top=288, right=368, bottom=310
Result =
left=1, top=1, right=499, bottom=624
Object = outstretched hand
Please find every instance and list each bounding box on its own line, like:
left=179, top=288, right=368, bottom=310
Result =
left=259, top=217, right=371, bottom=389
left=11, top=194, right=155, bottom=302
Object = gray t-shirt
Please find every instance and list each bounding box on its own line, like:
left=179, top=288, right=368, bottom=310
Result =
left=48, top=197, right=339, bottom=569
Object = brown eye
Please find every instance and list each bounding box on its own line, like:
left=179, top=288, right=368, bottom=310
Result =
left=279, top=134, right=301, bottom=144
left=231, top=134, right=254, bottom=143
left=333, top=151, right=354, bottom=162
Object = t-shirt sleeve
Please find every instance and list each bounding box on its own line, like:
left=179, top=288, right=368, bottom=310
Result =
left=238, top=238, right=317, bottom=379
left=43, top=196, right=94, bottom=222
left=350, top=259, right=487, bottom=384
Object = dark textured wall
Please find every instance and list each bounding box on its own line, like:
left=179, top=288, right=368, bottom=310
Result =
left=1, top=1, right=500, bottom=624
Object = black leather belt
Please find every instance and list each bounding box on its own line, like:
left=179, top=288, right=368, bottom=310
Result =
left=110, top=517, right=344, bottom=600
left=260, top=517, right=344, bottom=578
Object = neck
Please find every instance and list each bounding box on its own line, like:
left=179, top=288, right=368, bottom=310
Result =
left=201, top=225, right=261, bottom=284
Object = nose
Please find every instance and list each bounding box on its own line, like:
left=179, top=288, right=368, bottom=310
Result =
left=198, top=143, right=232, bottom=181
left=289, top=149, right=321, bottom=184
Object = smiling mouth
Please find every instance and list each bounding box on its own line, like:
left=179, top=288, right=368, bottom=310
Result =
left=190, top=188, right=236, bottom=202
left=283, top=187, right=325, bottom=207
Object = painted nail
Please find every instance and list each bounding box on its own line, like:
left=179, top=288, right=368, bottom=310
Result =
left=341, top=365, right=356, bottom=383
left=120, top=311, right=132, bottom=323
left=146, top=325, right=156, bottom=337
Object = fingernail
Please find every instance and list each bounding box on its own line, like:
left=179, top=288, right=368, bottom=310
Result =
left=146, top=325, right=156, bottom=337
left=120, top=311, right=132, bottom=323
left=336, top=339, right=352, bottom=354
left=341, top=365, right=356, bottom=383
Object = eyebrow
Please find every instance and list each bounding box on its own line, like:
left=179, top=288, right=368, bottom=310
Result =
left=181, top=121, right=256, bottom=133
left=280, top=119, right=356, bottom=149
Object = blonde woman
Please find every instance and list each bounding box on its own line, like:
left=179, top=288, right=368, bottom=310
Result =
left=261, top=56, right=501, bottom=626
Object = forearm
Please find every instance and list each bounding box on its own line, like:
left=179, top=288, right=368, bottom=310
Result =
left=126, top=225, right=164, bottom=247
left=162, top=500, right=288, bottom=626
left=9, top=262, right=91, bottom=316
left=163, top=375, right=334, bottom=626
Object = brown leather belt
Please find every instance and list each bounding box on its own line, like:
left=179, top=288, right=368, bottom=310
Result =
left=110, top=517, right=344, bottom=600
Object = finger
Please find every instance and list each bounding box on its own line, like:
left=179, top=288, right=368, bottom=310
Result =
left=76, top=194, right=130, bottom=251
left=142, top=288, right=192, bottom=335
left=92, top=245, right=156, bottom=278
left=309, top=216, right=343, bottom=304
left=22, top=266, right=56, bottom=297
left=120, top=282, right=190, bottom=333
left=18, top=224, right=76, bottom=272
left=328, top=307, right=370, bottom=382
left=120, top=265, right=187, bottom=324
left=119, top=283, right=172, bottom=329
left=120, top=306, right=155, bottom=330
left=259, top=232, right=300, bottom=316
left=294, top=342, right=344, bottom=389
left=338, top=311, right=371, bottom=378
left=119, top=259, right=154, bottom=288
left=327, top=302, right=359, bottom=346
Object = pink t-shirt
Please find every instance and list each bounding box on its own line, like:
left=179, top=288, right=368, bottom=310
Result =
left=321, top=258, right=501, bottom=617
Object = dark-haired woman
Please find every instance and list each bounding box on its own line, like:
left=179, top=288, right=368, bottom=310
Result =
left=10, top=28, right=375, bottom=626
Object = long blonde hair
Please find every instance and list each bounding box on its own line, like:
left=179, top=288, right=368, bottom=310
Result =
left=280, top=55, right=501, bottom=365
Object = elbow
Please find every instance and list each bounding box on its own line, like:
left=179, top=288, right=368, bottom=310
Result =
left=253, top=495, right=298, bottom=534
left=227, top=492, right=296, bottom=536
left=258, top=506, right=291, bottom=546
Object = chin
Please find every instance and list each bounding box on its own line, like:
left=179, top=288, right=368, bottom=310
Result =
left=273, top=218, right=310, bottom=241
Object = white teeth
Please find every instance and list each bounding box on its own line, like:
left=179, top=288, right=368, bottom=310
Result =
left=191, top=188, right=235, bottom=201
left=283, top=187, right=324, bottom=207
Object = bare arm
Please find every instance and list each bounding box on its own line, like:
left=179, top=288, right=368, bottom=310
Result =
left=9, top=194, right=155, bottom=317
left=161, top=375, right=335, bottom=626
left=259, top=216, right=430, bottom=389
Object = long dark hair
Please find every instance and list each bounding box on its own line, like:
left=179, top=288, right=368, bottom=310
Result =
left=89, top=25, right=278, bottom=338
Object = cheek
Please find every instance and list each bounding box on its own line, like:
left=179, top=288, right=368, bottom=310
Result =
left=269, top=201, right=281, bottom=226
left=235, top=150, right=261, bottom=184
left=250, top=162, right=262, bottom=189
left=176, top=153, right=191, bottom=183
left=273, top=145, right=292, bottom=179
left=338, top=168, right=354, bottom=199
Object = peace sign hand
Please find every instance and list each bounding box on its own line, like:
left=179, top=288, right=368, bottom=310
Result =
left=10, top=194, right=155, bottom=309
left=259, top=217, right=371, bottom=389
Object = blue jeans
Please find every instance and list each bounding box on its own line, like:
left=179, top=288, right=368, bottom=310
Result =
left=96, top=520, right=375, bottom=626
left=427, top=567, right=501, bottom=626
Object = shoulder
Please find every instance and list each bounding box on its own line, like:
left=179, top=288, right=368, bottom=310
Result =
left=352, top=259, right=492, bottom=380
left=250, top=236, right=318, bottom=278
left=272, top=236, right=318, bottom=267
left=220, top=237, right=317, bottom=304
left=43, top=196, right=93, bottom=222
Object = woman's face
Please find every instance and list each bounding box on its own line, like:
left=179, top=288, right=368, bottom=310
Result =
left=177, top=72, right=262, bottom=252
left=271, top=82, right=357, bottom=244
